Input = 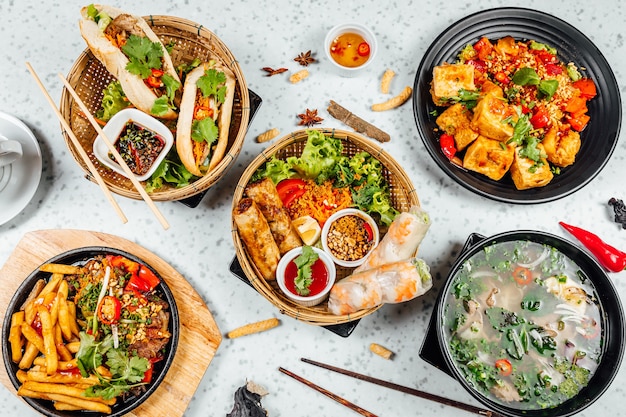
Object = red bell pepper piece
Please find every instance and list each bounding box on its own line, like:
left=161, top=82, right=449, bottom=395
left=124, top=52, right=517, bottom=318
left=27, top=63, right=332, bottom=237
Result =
left=97, top=295, right=121, bottom=325
left=572, top=78, right=597, bottom=99
left=107, top=255, right=139, bottom=274
left=530, top=107, right=550, bottom=129
left=439, top=133, right=457, bottom=160
left=559, top=222, right=626, bottom=272
left=125, top=266, right=161, bottom=293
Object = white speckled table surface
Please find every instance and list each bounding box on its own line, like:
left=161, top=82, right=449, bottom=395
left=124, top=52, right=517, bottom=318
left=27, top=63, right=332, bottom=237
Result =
left=1, top=0, right=625, bottom=416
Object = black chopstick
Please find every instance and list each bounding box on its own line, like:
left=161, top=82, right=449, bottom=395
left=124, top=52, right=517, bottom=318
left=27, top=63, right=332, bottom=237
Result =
left=278, top=367, right=378, bottom=417
left=301, top=358, right=505, bottom=417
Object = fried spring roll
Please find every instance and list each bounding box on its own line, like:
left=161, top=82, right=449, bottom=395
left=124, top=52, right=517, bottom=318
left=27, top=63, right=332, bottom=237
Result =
left=233, top=198, right=281, bottom=280
left=245, top=178, right=302, bottom=254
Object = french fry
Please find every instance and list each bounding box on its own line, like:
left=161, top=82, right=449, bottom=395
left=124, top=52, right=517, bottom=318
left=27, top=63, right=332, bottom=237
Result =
left=371, top=86, right=413, bottom=111
left=57, top=294, right=72, bottom=341
left=18, top=387, right=112, bottom=413
left=369, top=342, right=394, bottom=360
left=34, top=357, right=78, bottom=371
left=19, top=279, right=45, bottom=310
left=20, top=322, right=45, bottom=354
left=39, top=264, right=82, bottom=275
left=18, top=342, right=39, bottom=369
left=24, top=370, right=100, bottom=385
left=37, top=305, right=58, bottom=375
left=67, top=301, right=81, bottom=338
left=54, top=402, right=84, bottom=411
left=39, top=273, right=63, bottom=296
left=55, top=324, right=73, bottom=362
left=66, top=341, right=80, bottom=353
left=24, top=292, right=55, bottom=326
left=22, top=381, right=116, bottom=406
left=227, top=317, right=280, bottom=339
left=9, top=311, right=25, bottom=363
left=16, top=370, right=28, bottom=383
left=380, top=69, right=396, bottom=94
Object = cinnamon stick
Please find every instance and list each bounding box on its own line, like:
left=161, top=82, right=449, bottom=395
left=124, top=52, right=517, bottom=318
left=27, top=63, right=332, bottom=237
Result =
left=327, top=100, right=391, bottom=143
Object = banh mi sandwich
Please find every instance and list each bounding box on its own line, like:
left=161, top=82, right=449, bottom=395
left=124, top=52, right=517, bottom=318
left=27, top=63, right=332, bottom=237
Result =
left=79, top=4, right=181, bottom=119
left=176, top=61, right=236, bottom=176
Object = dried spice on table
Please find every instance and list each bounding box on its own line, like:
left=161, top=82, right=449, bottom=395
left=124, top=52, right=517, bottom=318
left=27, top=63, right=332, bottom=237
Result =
left=294, top=50, right=316, bottom=66
left=297, top=108, right=323, bottom=127
left=609, top=197, right=626, bottom=229
left=262, top=67, right=288, bottom=76
left=227, top=381, right=269, bottom=417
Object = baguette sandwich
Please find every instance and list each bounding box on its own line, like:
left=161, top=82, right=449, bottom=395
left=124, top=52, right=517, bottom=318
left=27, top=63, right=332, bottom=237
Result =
left=176, top=60, right=236, bottom=176
left=79, top=4, right=181, bottom=119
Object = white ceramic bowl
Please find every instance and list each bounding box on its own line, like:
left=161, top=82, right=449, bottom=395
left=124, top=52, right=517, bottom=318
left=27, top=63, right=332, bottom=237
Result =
left=92, top=108, right=174, bottom=181
left=321, top=208, right=380, bottom=268
left=324, top=22, right=378, bottom=77
left=276, top=246, right=336, bottom=307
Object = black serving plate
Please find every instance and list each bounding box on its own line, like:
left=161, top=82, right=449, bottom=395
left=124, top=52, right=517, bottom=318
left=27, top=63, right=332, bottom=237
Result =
left=421, top=231, right=625, bottom=417
left=413, top=8, right=621, bottom=204
left=229, top=256, right=360, bottom=337
left=2, top=247, right=180, bottom=417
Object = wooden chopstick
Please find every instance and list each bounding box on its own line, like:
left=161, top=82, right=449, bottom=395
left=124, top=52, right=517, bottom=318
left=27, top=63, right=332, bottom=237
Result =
left=56, top=73, right=170, bottom=230
left=301, top=358, right=505, bottom=417
left=25, top=62, right=128, bottom=224
left=278, top=367, right=378, bottom=417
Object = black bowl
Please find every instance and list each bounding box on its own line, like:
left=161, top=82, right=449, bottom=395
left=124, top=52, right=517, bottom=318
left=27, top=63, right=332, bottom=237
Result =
left=413, top=8, right=621, bottom=204
left=420, top=231, right=625, bottom=417
left=1, top=247, right=180, bottom=417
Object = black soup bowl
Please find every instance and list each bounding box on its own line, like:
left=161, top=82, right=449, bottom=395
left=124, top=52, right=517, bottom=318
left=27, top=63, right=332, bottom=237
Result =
left=421, top=231, right=625, bottom=417
left=1, top=247, right=180, bottom=417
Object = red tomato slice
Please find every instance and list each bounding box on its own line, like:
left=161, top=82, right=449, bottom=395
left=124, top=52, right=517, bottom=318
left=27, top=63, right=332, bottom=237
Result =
left=276, top=179, right=306, bottom=208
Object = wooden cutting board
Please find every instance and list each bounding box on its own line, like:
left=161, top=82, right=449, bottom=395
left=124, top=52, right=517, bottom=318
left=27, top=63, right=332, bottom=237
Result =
left=0, top=229, right=222, bottom=417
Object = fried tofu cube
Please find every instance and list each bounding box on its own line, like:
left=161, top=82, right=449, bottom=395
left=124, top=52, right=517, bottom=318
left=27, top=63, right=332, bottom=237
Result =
left=463, top=136, right=515, bottom=181
left=542, top=127, right=581, bottom=167
left=471, top=91, right=516, bottom=142
left=430, top=63, right=475, bottom=106
left=509, top=145, right=554, bottom=190
left=436, top=103, right=478, bottom=151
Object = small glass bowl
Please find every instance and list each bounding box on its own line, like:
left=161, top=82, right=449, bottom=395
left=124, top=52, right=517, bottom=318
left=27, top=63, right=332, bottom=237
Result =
left=321, top=208, right=380, bottom=268
left=276, top=246, right=336, bottom=307
left=324, top=22, right=378, bottom=77
left=93, top=108, right=174, bottom=181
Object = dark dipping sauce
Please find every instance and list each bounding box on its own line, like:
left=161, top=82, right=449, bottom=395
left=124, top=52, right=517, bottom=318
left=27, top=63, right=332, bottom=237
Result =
left=111, top=121, right=165, bottom=176
left=284, top=257, right=329, bottom=297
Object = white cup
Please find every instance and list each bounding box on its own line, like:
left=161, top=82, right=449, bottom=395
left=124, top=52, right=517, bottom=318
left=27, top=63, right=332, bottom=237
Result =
left=325, top=23, right=378, bottom=77
left=0, top=135, right=22, bottom=167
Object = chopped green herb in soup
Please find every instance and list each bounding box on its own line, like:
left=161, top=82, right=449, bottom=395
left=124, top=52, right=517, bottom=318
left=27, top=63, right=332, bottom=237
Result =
left=443, top=240, right=602, bottom=410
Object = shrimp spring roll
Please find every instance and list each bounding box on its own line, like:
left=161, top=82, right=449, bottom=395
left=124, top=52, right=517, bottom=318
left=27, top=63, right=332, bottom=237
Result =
left=245, top=178, right=302, bottom=254
left=328, top=258, right=433, bottom=315
left=354, top=206, right=431, bottom=273
left=233, top=198, right=281, bottom=280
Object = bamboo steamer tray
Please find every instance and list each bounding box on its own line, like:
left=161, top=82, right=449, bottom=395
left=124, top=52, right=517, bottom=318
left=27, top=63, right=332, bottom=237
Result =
left=60, top=15, right=250, bottom=201
left=232, top=129, right=421, bottom=326
left=0, top=229, right=222, bottom=417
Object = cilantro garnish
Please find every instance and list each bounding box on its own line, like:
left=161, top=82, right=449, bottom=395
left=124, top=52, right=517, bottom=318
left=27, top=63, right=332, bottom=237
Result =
left=122, top=34, right=164, bottom=79
left=191, top=117, right=219, bottom=144
left=197, top=69, right=227, bottom=104
left=293, top=245, right=318, bottom=296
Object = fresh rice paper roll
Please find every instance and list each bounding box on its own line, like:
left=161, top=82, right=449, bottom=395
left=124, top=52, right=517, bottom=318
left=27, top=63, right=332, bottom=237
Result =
left=328, top=258, right=433, bottom=315
left=354, top=206, right=431, bottom=273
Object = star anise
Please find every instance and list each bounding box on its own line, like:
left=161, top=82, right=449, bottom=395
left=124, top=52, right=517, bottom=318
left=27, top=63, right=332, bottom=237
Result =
left=262, top=67, right=288, bottom=76
left=294, top=50, right=316, bottom=66
left=297, top=108, right=324, bottom=127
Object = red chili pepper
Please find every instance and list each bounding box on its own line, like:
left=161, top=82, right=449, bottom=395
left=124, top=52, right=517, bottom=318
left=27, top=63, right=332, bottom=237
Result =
left=97, top=295, right=121, bottom=325
left=494, top=71, right=509, bottom=84
left=495, top=358, right=512, bottom=376
left=513, top=266, right=532, bottom=285
left=559, top=222, right=626, bottom=272
left=276, top=178, right=307, bottom=208
left=439, top=133, right=456, bottom=160
left=364, top=223, right=374, bottom=241
left=357, top=42, right=370, bottom=57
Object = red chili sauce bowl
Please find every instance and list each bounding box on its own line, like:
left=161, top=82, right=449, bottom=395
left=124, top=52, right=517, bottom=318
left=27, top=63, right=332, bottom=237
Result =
left=276, top=246, right=336, bottom=307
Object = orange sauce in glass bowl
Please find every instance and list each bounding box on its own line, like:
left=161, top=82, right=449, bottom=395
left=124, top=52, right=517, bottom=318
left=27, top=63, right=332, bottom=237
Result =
left=329, top=32, right=371, bottom=68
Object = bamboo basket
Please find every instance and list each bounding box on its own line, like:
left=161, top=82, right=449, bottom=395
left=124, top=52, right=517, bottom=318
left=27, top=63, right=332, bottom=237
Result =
left=232, top=129, right=421, bottom=326
left=60, top=15, right=250, bottom=201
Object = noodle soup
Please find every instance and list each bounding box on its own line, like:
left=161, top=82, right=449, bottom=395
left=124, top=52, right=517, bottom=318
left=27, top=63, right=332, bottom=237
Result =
left=442, top=240, right=602, bottom=410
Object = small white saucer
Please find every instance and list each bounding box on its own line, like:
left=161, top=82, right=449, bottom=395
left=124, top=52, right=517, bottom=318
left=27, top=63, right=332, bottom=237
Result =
left=0, top=111, right=42, bottom=226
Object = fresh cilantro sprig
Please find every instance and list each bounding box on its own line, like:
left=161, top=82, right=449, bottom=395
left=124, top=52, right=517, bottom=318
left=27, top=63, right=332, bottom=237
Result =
left=191, top=118, right=219, bottom=144
left=294, top=246, right=318, bottom=296
left=442, top=88, right=481, bottom=109
left=512, top=67, right=559, bottom=101
left=197, top=68, right=227, bottom=104
left=122, top=35, right=164, bottom=79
